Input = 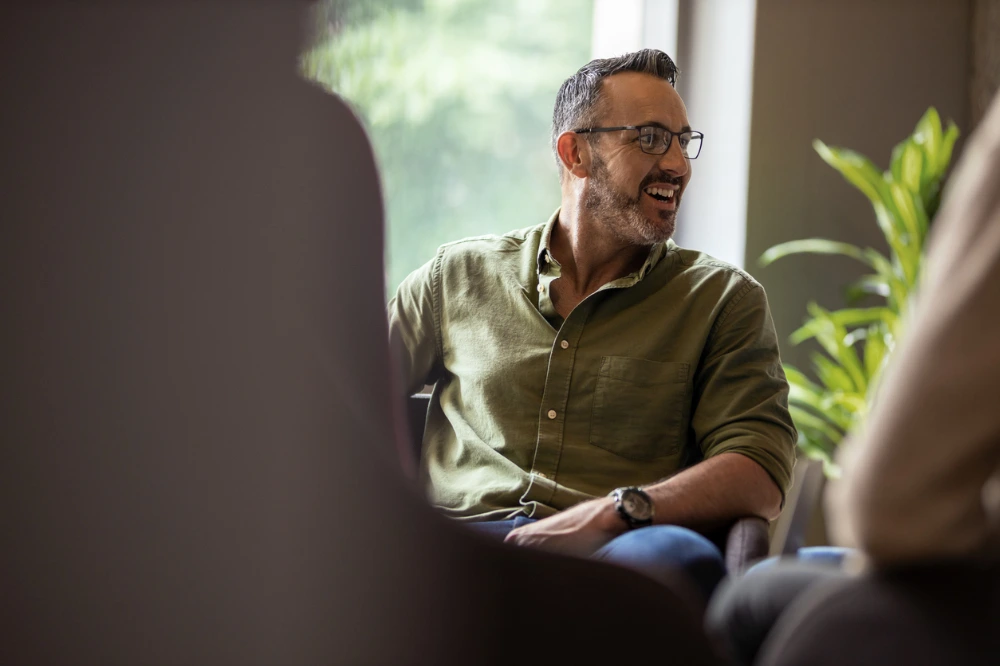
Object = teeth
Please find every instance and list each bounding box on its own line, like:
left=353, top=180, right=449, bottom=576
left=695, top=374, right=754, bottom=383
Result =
left=644, top=187, right=675, bottom=199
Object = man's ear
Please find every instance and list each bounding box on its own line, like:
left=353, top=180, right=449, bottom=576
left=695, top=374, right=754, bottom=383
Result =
left=556, top=131, right=590, bottom=179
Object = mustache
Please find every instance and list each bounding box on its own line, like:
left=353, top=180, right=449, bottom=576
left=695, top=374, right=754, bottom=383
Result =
left=639, top=172, right=684, bottom=190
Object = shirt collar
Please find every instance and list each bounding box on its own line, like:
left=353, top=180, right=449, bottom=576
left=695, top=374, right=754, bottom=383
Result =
left=537, top=208, right=670, bottom=282
left=536, top=210, right=560, bottom=273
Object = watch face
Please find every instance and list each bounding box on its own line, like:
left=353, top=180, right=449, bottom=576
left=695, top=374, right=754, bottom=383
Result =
left=622, top=489, right=653, bottom=521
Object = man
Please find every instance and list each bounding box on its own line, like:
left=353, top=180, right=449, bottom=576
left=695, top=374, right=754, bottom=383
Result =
left=389, top=49, right=795, bottom=598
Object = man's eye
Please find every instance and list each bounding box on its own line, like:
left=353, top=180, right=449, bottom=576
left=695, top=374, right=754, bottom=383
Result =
left=679, top=136, right=690, bottom=147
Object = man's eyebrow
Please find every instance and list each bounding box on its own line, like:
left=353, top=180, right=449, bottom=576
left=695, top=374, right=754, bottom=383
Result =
left=643, top=121, right=692, bottom=133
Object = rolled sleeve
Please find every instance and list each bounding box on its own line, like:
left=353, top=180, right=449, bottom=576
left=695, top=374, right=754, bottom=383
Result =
left=691, top=283, right=797, bottom=500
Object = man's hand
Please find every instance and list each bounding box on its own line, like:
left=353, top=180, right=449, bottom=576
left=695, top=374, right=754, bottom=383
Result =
left=504, top=496, right=627, bottom=556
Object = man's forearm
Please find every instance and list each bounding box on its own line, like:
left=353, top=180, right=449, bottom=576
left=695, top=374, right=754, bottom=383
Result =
left=504, top=452, right=783, bottom=555
left=643, top=452, right=783, bottom=529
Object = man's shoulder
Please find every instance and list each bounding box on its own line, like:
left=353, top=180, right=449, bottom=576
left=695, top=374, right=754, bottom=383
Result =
left=666, top=243, right=762, bottom=293
left=436, top=223, right=544, bottom=262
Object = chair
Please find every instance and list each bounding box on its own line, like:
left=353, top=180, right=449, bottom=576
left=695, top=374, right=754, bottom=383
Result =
left=406, top=393, right=770, bottom=573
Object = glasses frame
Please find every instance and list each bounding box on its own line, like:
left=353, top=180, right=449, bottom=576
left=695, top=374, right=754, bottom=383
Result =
left=571, top=125, right=704, bottom=159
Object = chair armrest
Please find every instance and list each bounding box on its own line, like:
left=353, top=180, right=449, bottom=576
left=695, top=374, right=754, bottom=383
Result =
left=723, top=516, right=770, bottom=574
left=406, top=393, right=431, bottom=461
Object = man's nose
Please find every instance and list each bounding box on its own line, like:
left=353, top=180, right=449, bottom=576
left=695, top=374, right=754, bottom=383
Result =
left=657, top=137, right=689, bottom=177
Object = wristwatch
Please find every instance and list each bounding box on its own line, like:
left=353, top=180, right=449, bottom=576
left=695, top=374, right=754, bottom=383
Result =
left=608, top=486, right=654, bottom=529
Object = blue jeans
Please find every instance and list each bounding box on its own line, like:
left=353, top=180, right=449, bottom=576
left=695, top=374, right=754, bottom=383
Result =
left=469, top=517, right=725, bottom=602
left=745, top=546, right=851, bottom=575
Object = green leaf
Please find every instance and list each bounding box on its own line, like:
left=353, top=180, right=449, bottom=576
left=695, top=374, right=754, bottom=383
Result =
left=784, top=364, right=824, bottom=393
left=789, top=404, right=845, bottom=446
left=936, top=121, right=960, bottom=182
left=872, top=202, right=914, bottom=286
left=787, top=378, right=836, bottom=423
left=863, top=323, right=889, bottom=382
left=813, top=140, right=888, bottom=211
left=792, top=304, right=868, bottom=392
left=914, top=107, right=944, bottom=191
left=759, top=239, right=871, bottom=268
left=826, top=306, right=898, bottom=331
left=888, top=183, right=925, bottom=285
left=913, top=107, right=943, bottom=164
left=799, top=435, right=836, bottom=468
left=811, top=351, right=857, bottom=393
left=899, top=140, right=924, bottom=194
left=863, top=248, right=907, bottom=313
left=845, top=274, right=890, bottom=303
left=820, top=391, right=867, bottom=416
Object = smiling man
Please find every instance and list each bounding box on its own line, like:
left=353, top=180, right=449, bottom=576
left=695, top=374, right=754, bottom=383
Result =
left=389, top=50, right=795, bottom=600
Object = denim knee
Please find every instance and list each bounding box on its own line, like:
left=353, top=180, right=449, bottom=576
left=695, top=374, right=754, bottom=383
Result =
left=595, top=525, right=725, bottom=600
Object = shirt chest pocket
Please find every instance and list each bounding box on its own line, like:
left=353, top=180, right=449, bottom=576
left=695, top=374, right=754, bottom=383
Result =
left=589, top=356, right=691, bottom=461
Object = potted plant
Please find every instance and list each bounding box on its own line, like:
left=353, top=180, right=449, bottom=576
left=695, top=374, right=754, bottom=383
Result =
left=760, top=108, right=959, bottom=476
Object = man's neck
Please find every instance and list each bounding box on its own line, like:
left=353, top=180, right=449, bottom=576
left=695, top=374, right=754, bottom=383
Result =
left=550, top=205, right=650, bottom=298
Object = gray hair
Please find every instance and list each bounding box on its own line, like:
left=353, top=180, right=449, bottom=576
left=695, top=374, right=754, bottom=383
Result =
left=550, top=49, right=679, bottom=172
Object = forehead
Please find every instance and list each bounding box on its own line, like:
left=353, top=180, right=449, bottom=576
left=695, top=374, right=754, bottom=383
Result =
left=596, top=71, right=689, bottom=129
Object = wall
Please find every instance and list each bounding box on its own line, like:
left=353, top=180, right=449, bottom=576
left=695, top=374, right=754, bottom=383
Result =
left=972, top=0, right=1000, bottom=125
left=746, top=0, right=972, bottom=546
left=745, top=0, right=971, bottom=374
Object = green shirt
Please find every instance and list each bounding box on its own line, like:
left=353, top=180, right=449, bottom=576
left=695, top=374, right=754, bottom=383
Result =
left=389, top=212, right=796, bottom=521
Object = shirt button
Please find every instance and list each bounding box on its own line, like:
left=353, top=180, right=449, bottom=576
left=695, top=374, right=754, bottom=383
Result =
left=560, top=340, right=569, bottom=349
left=537, top=283, right=545, bottom=293
left=547, top=409, right=557, bottom=420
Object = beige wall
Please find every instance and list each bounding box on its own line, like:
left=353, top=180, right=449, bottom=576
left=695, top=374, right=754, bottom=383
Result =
left=973, top=0, right=1000, bottom=125
left=745, top=0, right=971, bottom=372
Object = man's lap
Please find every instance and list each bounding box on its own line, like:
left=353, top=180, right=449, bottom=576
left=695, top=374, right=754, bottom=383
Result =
left=467, top=516, right=725, bottom=601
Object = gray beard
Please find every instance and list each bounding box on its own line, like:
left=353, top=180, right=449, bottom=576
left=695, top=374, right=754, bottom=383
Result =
left=583, top=156, right=676, bottom=246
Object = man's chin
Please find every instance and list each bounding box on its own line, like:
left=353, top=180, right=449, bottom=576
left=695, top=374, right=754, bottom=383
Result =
left=642, top=211, right=676, bottom=243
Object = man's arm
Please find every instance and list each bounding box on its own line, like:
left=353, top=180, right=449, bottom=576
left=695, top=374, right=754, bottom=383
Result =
left=507, top=281, right=795, bottom=554
left=505, top=452, right=780, bottom=554
left=388, top=254, right=442, bottom=397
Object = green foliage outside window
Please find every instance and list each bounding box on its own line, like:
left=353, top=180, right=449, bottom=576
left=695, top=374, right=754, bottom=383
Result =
left=303, top=0, right=595, bottom=295
left=760, top=109, right=959, bottom=476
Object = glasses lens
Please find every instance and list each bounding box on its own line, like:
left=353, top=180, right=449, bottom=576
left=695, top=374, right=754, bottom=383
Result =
left=680, top=132, right=702, bottom=159
left=638, top=126, right=661, bottom=152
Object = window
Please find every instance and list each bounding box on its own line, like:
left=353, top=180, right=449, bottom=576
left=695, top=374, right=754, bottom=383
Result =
left=304, top=0, right=594, bottom=296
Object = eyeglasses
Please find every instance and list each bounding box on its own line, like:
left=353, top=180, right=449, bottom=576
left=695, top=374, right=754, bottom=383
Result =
left=571, top=125, right=704, bottom=159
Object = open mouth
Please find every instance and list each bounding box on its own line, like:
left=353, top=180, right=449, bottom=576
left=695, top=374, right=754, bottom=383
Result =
left=643, top=186, right=675, bottom=202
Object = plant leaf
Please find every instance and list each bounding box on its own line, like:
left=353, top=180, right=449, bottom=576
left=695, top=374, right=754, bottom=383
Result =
left=888, top=183, right=925, bottom=285
left=936, top=119, right=959, bottom=176
left=794, top=304, right=868, bottom=392
left=863, top=323, right=889, bottom=383
left=827, top=306, right=898, bottom=330
left=863, top=248, right=907, bottom=314
left=844, top=274, right=890, bottom=303
left=759, top=238, right=872, bottom=268
left=819, top=392, right=867, bottom=428
left=813, top=140, right=888, bottom=211
left=914, top=108, right=943, bottom=164
left=899, top=139, right=924, bottom=194
left=789, top=404, right=845, bottom=447
left=783, top=364, right=823, bottom=393
left=811, top=351, right=857, bottom=393
left=914, top=107, right=944, bottom=192
left=872, top=202, right=914, bottom=286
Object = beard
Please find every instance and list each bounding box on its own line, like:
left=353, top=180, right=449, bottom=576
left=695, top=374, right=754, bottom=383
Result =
left=583, top=155, right=678, bottom=246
